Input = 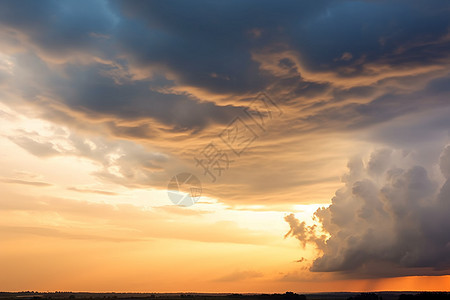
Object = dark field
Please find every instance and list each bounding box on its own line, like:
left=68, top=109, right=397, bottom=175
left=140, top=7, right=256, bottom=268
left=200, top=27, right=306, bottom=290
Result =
left=1, top=292, right=449, bottom=300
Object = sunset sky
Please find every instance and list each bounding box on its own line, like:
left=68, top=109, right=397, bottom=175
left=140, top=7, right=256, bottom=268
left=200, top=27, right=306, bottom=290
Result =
left=0, top=0, right=450, bottom=293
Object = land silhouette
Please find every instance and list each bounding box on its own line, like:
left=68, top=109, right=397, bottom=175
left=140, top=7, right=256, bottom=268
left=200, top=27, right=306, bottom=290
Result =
left=1, top=291, right=449, bottom=300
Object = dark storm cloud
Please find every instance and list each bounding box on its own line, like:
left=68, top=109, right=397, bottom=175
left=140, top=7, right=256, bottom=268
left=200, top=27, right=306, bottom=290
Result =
left=285, top=146, right=450, bottom=278
left=6, top=50, right=246, bottom=133
left=0, top=0, right=254, bottom=132
left=53, top=62, right=246, bottom=131
left=112, top=0, right=334, bottom=94
left=303, top=73, right=450, bottom=132
left=1, top=0, right=450, bottom=133
left=289, top=1, right=450, bottom=72
left=0, top=0, right=116, bottom=58
left=112, top=0, right=450, bottom=92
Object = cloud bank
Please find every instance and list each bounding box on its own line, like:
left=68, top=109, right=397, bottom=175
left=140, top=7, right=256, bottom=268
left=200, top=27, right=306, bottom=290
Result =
left=286, top=146, right=450, bottom=277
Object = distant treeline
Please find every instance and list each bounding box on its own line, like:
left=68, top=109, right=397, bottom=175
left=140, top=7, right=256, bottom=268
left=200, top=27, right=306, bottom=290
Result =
left=0, top=291, right=449, bottom=300
left=398, top=292, right=450, bottom=300
left=347, top=292, right=450, bottom=300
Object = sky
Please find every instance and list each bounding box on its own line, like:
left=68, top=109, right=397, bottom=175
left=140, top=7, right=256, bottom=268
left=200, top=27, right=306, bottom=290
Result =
left=0, top=0, right=450, bottom=293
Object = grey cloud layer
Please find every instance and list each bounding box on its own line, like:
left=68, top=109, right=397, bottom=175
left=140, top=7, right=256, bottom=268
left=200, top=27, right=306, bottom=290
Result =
left=1, top=0, right=449, bottom=130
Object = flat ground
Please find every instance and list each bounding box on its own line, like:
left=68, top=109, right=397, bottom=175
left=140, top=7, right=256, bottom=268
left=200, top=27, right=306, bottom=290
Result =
left=1, top=292, right=449, bottom=300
